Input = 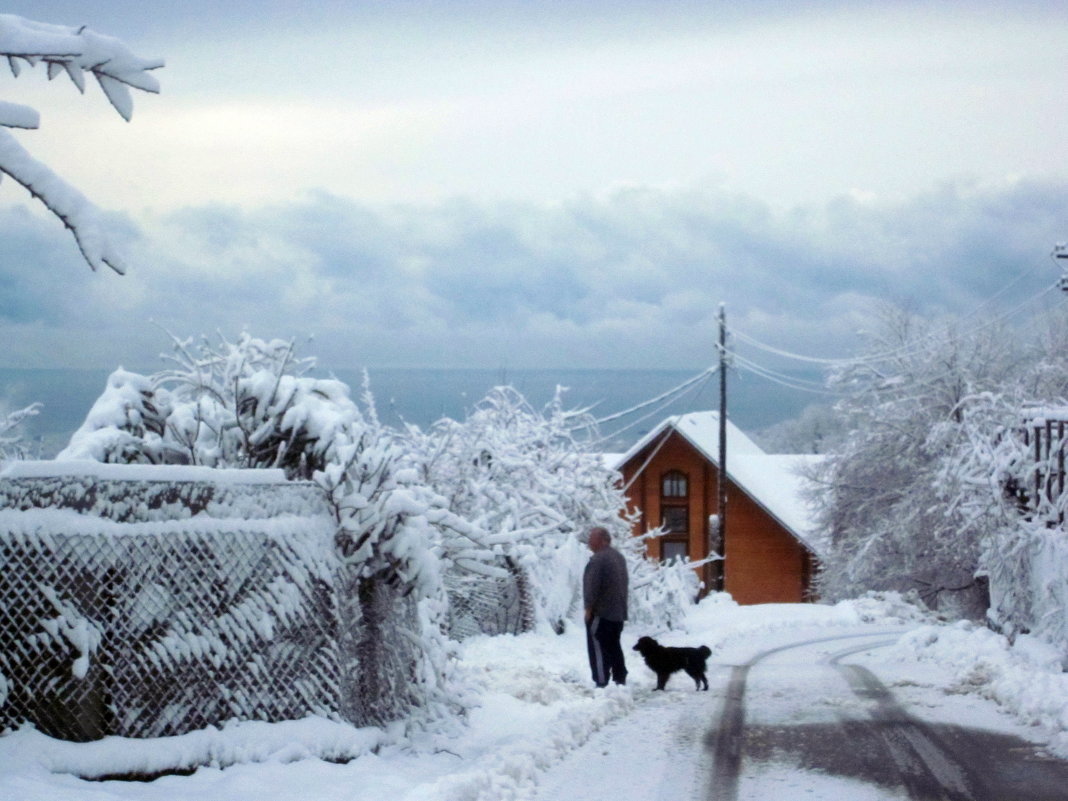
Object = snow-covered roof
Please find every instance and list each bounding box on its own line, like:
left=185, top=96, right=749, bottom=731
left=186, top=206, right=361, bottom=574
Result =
left=612, top=411, right=824, bottom=555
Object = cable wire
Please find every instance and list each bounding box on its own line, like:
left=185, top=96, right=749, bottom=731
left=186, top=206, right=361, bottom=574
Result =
left=598, top=367, right=715, bottom=446
left=621, top=417, right=677, bottom=493
left=731, top=280, right=1060, bottom=369
left=729, top=352, right=839, bottom=397
left=727, top=350, right=829, bottom=389
left=593, top=366, right=716, bottom=425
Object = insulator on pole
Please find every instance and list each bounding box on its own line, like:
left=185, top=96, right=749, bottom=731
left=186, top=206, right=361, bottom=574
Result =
left=1054, top=243, right=1068, bottom=292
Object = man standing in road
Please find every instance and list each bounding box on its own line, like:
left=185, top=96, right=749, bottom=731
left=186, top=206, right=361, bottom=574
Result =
left=583, top=526, right=629, bottom=687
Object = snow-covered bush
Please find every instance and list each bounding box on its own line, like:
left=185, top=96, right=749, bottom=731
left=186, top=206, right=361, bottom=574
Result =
left=624, top=531, right=705, bottom=629
left=0, top=401, right=40, bottom=461
left=61, top=334, right=352, bottom=479
left=314, top=403, right=467, bottom=726
left=58, top=370, right=171, bottom=464
left=0, top=14, right=162, bottom=273
left=402, top=386, right=701, bottom=634
left=401, top=387, right=585, bottom=633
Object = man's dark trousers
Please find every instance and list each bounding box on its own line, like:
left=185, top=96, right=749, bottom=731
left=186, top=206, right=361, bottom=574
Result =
left=586, top=616, right=627, bottom=686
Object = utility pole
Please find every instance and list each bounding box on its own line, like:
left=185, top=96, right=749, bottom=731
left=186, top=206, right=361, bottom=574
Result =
left=717, top=303, right=728, bottom=592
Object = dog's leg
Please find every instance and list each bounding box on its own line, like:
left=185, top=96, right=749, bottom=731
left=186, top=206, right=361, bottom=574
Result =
left=685, top=667, right=703, bottom=690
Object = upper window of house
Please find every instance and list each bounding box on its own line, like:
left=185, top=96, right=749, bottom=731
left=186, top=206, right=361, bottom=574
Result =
left=662, top=470, right=688, bottom=498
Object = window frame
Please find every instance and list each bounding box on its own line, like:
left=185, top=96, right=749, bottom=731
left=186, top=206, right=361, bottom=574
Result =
left=659, top=469, right=690, bottom=562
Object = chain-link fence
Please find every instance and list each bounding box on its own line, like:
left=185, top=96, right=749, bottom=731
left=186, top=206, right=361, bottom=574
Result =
left=444, top=558, right=534, bottom=640
left=0, top=468, right=419, bottom=741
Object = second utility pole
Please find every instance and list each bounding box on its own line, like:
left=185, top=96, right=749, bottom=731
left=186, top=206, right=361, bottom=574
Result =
left=717, top=303, right=727, bottom=592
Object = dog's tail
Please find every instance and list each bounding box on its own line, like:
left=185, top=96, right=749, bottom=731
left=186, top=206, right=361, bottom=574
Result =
left=698, top=645, right=711, bottom=658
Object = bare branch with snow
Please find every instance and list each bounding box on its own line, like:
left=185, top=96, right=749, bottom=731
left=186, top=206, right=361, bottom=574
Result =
left=0, top=14, right=163, bottom=273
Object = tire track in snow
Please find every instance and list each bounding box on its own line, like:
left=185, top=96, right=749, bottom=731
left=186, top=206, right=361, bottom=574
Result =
left=704, top=630, right=908, bottom=801
left=827, top=640, right=988, bottom=801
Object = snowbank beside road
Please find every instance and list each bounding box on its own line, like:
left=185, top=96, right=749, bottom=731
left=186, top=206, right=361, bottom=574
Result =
left=898, top=620, right=1068, bottom=757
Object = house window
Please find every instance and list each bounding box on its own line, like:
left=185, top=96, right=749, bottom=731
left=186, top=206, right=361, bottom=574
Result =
left=662, top=506, right=688, bottom=533
left=662, top=471, right=687, bottom=498
left=660, top=470, right=689, bottom=562
left=661, top=540, right=689, bottom=563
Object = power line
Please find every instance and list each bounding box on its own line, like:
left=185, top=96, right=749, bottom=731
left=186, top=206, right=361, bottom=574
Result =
left=620, top=420, right=676, bottom=493
left=597, top=367, right=715, bottom=445
left=731, top=280, right=1060, bottom=369
left=729, top=352, right=839, bottom=396
left=594, top=366, right=716, bottom=425
left=726, top=349, right=830, bottom=390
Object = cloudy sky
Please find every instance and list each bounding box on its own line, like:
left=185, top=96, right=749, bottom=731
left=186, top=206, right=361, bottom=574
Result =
left=3, top=0, right=1068, bottom=372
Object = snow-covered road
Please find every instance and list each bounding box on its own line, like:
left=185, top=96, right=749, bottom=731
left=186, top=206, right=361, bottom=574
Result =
left=5, top=595, right=1068, bottom=801
left=537, top=625, right=1068, bottom=801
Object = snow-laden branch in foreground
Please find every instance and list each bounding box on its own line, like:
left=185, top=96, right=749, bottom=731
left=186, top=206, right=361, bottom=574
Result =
left=0, top=130, right=127, bottom=273
left=0, top=14, right=163, bottom=273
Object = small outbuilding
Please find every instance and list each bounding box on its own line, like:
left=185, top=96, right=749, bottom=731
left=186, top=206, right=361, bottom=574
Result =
left=613, top=411, right=823, bottom=605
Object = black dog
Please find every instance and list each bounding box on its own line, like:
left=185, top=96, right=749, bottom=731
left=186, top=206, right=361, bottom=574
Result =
left=632, top=636, right=711, bottom=691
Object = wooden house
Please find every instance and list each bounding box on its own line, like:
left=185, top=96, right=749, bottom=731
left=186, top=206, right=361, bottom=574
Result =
left=613, top=411, right=823, bottom=605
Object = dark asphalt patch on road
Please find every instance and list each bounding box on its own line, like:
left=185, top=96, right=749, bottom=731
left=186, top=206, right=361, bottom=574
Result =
left=703, top=632, right=1068, bottom=801
left=741, top=719, right=1068, bottom=801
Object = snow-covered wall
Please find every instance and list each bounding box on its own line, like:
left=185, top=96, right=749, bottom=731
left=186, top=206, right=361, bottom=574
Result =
left=0, top=464, right=421, bottom=741
left=0, top=461, right=325, bottom=521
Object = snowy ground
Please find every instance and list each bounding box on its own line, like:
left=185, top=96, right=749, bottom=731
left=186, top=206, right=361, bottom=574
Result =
left=2, top=593, right=1068, bottom=801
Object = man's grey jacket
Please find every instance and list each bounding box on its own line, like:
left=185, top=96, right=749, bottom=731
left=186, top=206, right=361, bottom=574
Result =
left=583, top=545, right=629, bottom=622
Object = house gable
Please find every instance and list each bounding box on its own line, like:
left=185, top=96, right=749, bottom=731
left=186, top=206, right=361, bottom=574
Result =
left=614, top=412, right=821, bottom=604
left=614, top=412, right=821, bottom=554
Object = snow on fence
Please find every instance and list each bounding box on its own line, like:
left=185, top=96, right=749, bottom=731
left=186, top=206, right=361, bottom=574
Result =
left=444, top=557, right=534, bottom=640
left=1017, top=418, right=1068, bottom=524
left=0, top=463, right=421, bottom=741
left=984, top=415, right=1068, bottom=651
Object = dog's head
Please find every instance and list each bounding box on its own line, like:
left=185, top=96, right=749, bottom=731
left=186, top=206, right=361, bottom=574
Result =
left=632, top=636, right=659, bottom=654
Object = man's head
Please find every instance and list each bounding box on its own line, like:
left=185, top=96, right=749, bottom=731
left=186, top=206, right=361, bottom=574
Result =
left=587, top=526, right=611, bottom=552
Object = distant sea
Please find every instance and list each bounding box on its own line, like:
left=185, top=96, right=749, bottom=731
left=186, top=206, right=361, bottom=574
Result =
left=0, top=366, right=824, bottom=458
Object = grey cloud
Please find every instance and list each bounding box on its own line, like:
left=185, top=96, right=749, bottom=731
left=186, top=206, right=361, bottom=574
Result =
left=4, top=178, right=1068, bottom=371
left=0, top=207, right=99, bottom=325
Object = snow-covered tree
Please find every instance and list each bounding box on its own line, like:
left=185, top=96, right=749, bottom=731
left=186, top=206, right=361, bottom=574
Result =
left=930, top=311, right=1068, bottom=651
left=755, top=403, right=845, bottom=454
left=813, top=304, right=1017, bottom=616
left=0, top=14, right=162, bottom=273
left=0, top=401, right=40, bottom=461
